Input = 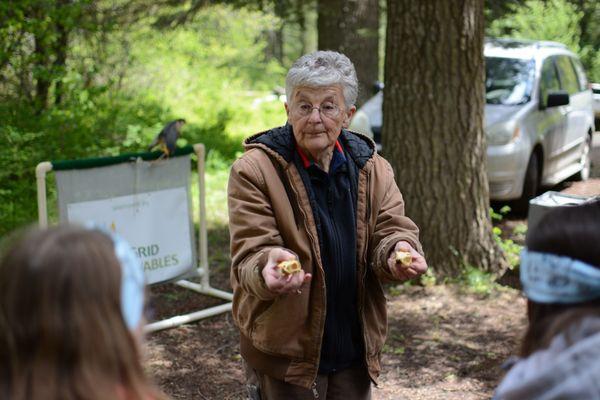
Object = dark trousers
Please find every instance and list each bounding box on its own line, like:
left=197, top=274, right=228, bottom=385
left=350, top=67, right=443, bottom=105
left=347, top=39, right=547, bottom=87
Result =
left=245, top=363, right=372, bottom=400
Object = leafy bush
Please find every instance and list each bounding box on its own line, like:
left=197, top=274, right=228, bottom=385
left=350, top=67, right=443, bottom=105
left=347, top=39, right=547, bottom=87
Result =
left=0, top=124, right=46, bottom=233
left=490, top=206, right=524, bottom=270
left=0, top=4, right=287, bottom=236
left=122, top=5, right=287, bottom=139
left=0, top=95, right=167, bottom=236
left=456, top=266, right=498, bottom=296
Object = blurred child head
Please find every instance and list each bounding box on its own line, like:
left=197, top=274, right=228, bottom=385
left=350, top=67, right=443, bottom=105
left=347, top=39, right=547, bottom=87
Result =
left=520, top=199, right=600, bottom=356
left=0, top=225, right=164, bottom=400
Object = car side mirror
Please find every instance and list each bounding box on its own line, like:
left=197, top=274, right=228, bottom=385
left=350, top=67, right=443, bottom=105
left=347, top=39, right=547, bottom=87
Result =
left=546, top=91, right=570, bottom=108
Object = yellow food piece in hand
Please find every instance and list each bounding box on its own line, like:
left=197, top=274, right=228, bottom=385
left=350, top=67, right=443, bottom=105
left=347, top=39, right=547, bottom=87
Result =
left=277, top=259, right=302, bottom=275
left=395, top=250, right=412, bottom=267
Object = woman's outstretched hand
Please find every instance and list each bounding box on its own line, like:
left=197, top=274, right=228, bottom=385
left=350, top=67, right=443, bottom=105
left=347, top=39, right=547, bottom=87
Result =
left=262, top=248, right=312, bottom=295
left=387, top=241, right=428, bottom=281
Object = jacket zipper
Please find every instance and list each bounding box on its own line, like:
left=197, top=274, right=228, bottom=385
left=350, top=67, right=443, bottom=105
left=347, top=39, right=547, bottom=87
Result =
left=311, top=381, right=320, bottom=399
left=359, top=165, right=371, bottom=365
left=288, top=167, right=328, bottom=387
left=363, top=167, right=371, bottom=279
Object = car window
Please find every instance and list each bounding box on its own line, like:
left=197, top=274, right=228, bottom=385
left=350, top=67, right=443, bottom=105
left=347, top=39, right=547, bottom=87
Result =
left=539, top=58, right=561, bottom=107
left=555, top=56, right=581, bottom=95
left=569, top=57, right=588, bottom=91
left=485, top=57, right=535, bottom=105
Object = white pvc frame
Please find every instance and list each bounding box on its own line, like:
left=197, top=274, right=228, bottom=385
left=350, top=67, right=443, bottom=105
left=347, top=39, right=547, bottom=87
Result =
left=36, top=143, right=233, bottom=333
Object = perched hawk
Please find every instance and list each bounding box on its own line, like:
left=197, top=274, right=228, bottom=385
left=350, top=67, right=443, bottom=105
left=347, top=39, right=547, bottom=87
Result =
left=148, top=119, right=186, bottom=157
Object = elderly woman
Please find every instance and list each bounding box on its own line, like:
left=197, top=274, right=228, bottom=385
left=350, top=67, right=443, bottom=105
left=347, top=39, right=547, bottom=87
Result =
left=228, top=50, right=428, bottom=399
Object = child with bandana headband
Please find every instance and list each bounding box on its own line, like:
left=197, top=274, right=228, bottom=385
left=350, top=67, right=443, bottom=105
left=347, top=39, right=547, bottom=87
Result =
left=0, top=225, right=167, bottom=400
left=494, top=198, right=600, bottom=400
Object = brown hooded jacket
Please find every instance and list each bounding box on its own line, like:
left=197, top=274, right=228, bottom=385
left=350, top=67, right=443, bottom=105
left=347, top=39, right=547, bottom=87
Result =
left=228, top=125, right=423, bottom=388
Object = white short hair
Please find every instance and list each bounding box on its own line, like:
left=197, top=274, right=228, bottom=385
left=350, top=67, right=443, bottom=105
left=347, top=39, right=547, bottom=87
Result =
left=285, top=51, right=358, bottom=108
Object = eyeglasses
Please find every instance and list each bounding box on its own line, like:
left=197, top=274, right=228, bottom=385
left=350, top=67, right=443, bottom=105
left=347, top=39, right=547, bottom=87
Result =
left=294, top=102, right=341, bottom=118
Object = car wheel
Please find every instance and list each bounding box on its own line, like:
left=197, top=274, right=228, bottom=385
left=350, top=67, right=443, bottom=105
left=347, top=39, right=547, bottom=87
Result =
left=513, top=152, right=539, bottom=214
left=573, top=134, right=591, bottom=181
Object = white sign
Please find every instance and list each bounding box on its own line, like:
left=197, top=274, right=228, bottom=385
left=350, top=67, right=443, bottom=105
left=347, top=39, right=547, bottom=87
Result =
left=67, top=187, right=193, bottom=284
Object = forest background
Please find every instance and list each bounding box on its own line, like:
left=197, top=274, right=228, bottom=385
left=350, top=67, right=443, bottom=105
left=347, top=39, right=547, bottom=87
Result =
left=2, top=2, right=599, bottom=397
left=1, top=0, right=598, bottom=252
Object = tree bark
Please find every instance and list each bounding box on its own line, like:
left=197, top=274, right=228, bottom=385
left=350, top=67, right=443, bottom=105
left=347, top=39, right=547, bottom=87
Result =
left=317, top=0, right=379, bottom=106
left=383, top=0, right=507, bottom=277
left=295, top=1, right=307, bottom=55
left=53, top=18, right=69, bottom=106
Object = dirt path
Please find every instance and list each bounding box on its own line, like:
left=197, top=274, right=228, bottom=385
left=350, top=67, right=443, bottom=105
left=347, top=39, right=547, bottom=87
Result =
left=147, top=284, right=525, bottom=400
left=368, top=285, right=525, bottom=400
left=146, top=177, right=599, bottom=399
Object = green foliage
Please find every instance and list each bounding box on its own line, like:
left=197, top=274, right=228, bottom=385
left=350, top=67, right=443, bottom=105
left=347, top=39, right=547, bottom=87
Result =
left=388, top=263, right=502, bottom=297
left=409, top=207, right=524, bottom=295
left=486, top=0, right=600, bottom=81
left=0, top=95, right=166, bottom=236
left=382, top=330, right=406, bottom=355
left=122, top=5, right=287, bottom=136
left=490, top=206, right=524, bottom=270
left=487, top=0, right=582, bottom=52
left=419, top=269, right=437, bottom=287
left=0, top=124, right=45, bottom=232
left=455, top=266, right=498, bottom=296
left=494, top=228, right=523, bottom=270
left=382, top=343, right=405, bottom=355
left=0, top=4, right=287, bottom=236
left=404, top=269, right=437, bottom=288
left=587, top=52, right=600, bottom=83
left=204, top=154, right=233, bottom=227
left=0, top=0, right=124, bottom=110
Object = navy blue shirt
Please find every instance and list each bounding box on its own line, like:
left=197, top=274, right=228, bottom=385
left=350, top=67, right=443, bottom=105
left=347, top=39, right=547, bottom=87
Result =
left=296, top=141, right=364, bottom=373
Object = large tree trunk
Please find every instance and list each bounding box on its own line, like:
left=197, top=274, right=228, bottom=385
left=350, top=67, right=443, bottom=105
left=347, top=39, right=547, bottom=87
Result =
left=317, top=0, right=379, bottom=106
left=295, top=1, right=307, bottom=56
left=382, top=0, right=507, bottom=277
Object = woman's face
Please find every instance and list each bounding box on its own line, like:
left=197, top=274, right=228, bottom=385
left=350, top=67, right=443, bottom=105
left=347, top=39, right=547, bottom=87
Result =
left=285, top=85, right=355, bottom=158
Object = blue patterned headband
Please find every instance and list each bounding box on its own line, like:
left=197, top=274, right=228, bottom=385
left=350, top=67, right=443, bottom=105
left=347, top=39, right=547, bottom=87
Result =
left=520, top=248, right=600, bottom=304
left=111, top=232, right=146, bottom=329
left=86, top=224, right=146, bottom=329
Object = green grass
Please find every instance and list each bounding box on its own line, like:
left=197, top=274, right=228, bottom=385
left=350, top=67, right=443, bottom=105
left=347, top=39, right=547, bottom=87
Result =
left=188, top=152, right=231, bottom=228
left=205, top=167, right=231, bottom=227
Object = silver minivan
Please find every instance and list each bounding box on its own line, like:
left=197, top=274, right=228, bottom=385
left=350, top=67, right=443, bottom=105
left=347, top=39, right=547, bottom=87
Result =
left=351, top=38, right=595, bottom=210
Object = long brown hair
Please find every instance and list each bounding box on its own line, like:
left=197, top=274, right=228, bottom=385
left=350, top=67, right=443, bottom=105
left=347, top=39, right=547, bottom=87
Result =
left=0, top=225, right=166, bottom=400
left=520, top=199, right=600, bottom=357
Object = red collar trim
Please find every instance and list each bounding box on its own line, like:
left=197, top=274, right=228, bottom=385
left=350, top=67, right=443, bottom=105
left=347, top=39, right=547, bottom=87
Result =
left=335, top=140, right=343, bottom=154
left=296, top=140, right=344, bottom=169
left=297, top=145, right=311, bottom=168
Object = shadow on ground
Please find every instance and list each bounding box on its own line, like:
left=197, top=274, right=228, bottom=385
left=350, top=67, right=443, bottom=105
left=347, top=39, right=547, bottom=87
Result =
left=374, top=284, right=525, bottom=399
left=146, top=222, right=528, bottom=400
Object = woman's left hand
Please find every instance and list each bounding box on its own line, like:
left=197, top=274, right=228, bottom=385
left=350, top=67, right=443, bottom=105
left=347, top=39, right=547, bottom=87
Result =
left=386, top=240, right=428, bottom=281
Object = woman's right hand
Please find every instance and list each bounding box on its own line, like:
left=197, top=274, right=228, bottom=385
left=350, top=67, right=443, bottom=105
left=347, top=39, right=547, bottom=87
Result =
left=262, top=248, right=312, bottom=295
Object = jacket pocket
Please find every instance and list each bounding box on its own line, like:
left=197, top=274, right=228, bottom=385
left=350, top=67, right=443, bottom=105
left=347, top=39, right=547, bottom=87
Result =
left=251, top=293, right=310, bottom=358
left=233, top=292, right=272, bottom=339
